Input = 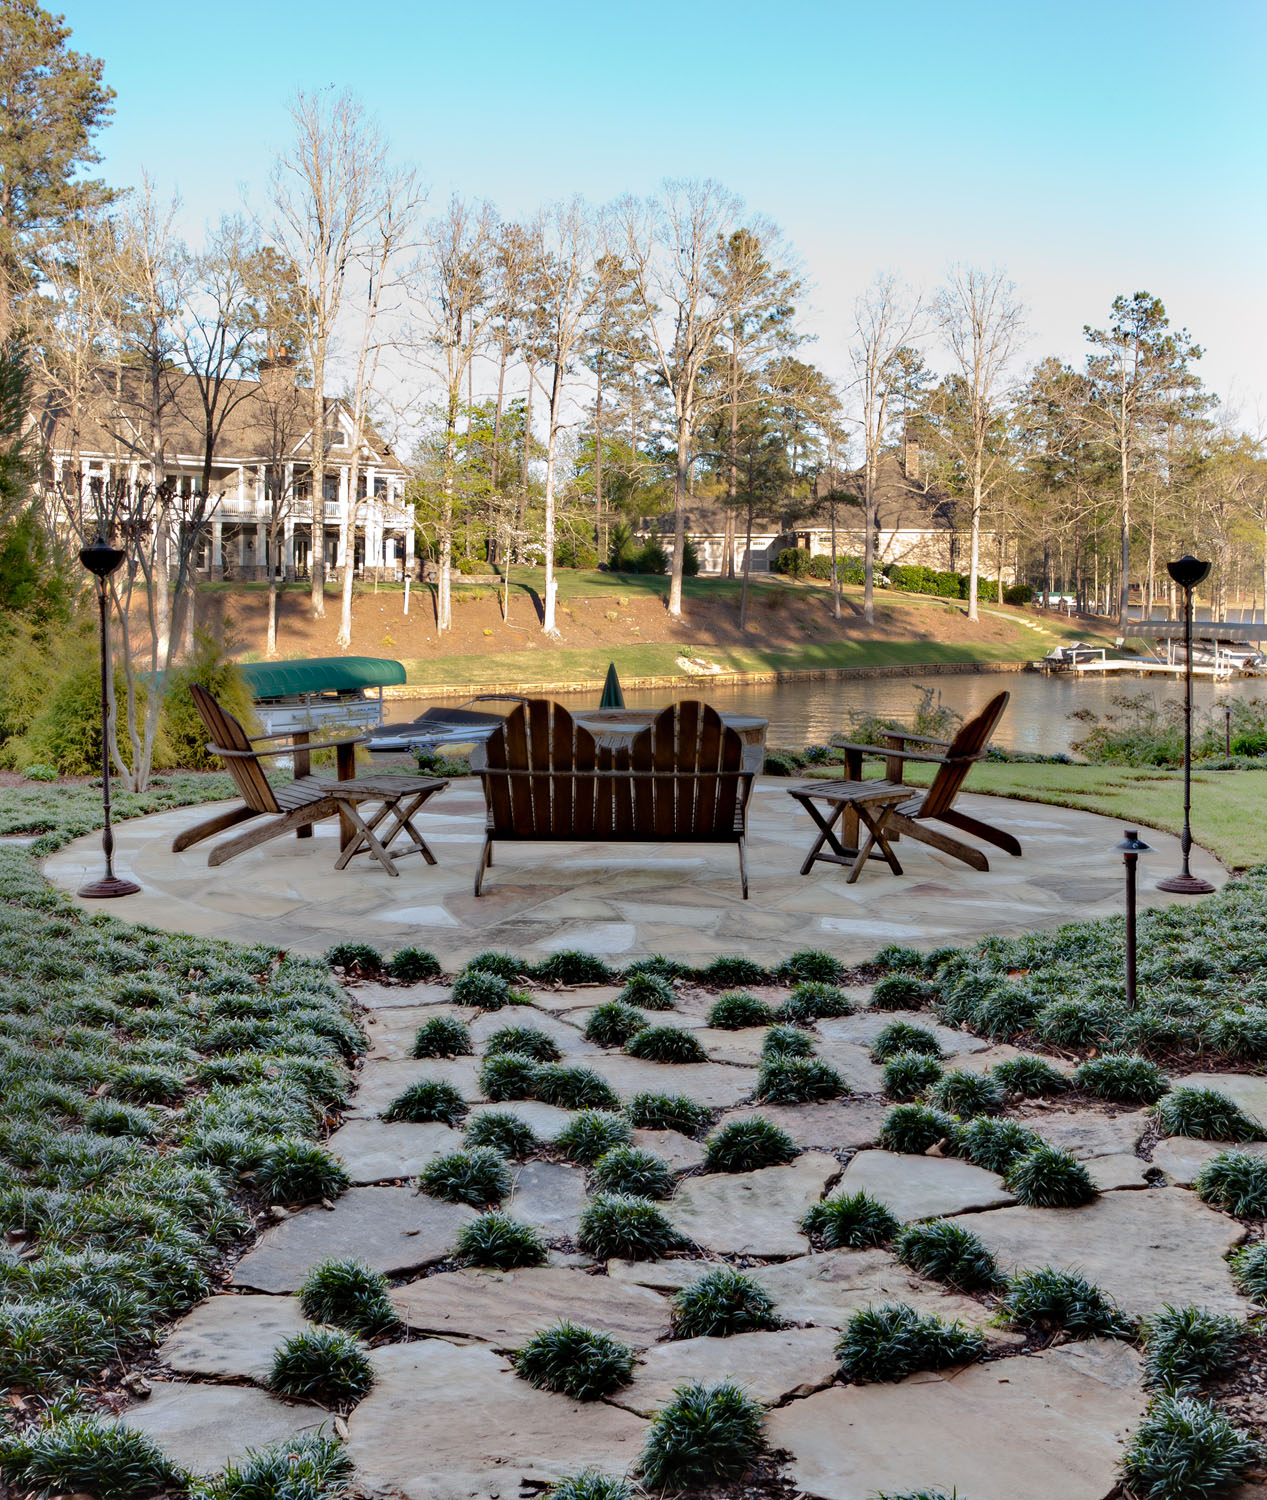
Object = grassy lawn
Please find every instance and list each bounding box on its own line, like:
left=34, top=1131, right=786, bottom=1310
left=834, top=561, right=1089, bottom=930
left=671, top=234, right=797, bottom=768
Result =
left=0, top=773, right=236, bottom=854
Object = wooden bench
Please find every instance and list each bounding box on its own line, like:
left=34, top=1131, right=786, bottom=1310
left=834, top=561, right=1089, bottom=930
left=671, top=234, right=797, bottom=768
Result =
left=471, top=699, right=760, bottom=897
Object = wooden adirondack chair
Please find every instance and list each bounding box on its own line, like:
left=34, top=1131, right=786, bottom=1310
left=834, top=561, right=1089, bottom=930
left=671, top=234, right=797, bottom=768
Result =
left=829, top=690, right=1021, bottom=872
left=172, top=684, right=363, bottom=866
left=471, top=698, right=757, bottom=896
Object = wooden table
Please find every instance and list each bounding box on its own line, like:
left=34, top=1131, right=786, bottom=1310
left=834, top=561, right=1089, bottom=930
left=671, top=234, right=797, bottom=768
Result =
left=786, top=779, right=911, bottom=883
left=329, top=775, right=448, bottom=876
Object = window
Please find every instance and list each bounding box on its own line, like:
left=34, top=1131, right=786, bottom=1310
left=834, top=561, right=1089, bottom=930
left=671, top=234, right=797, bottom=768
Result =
left=324, top=426, right=346, bottom=449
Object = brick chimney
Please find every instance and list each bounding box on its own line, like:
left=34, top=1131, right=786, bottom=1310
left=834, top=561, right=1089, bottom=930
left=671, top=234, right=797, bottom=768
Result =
left=258, top=356, right=297, bottom=405
left=904, top=437, right=920, bottom=480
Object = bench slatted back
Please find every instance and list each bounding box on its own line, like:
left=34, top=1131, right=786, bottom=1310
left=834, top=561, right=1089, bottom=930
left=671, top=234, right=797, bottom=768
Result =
left=628, top=701, right=745, bottom=838
left=904, top=691, right=1010, bottom=819
left=190, top=684, right=281, bottom=815
left=482, top=701, right=601, bottom=837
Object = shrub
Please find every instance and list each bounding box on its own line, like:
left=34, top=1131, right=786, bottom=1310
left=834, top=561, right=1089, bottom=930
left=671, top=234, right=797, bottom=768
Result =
left=255, top=1141, right=350, bottom=1205
left=478, top=1051, right=540, bottom=1102
left=298, top=1258, right=398, bottom=1338
left=592, top=1146, right=675, bottom=1199
left=451, top=968, right=513, bottom=1009
left=870, top=975, right=936, bottom=1010
left=325, top=942, right=382, bottom=976
left=893, top=1220, right=1003, bottom=1292
left=533, top=1064, right=620, bottom=1111
left=387, top=946, right=441, bottom=982
left=949, top=1116, right=1042, bottom=1174
left=625, top=1025, right=707, bottom=1064
left=1143, top=1305, right=1243, bottom=1391
left=268, top=1327, right=373, bottom=1407
left=695, top=955, right=769, bottom=987
left=199, top=1433, right=352, bottom=1500
left=670, top=1267, right=778, bottom=1338
left=454, top=1211, right=547, bottom=1268
left=0, top=1418, right=187, bottom=1500
left=464, top=1109, right=537, bottom=1158
left=1073, top=1052, right=1170, bottom=1105
left=835, top=1303, right=985, bottom=1384
left=1120, top=1394, right=1257, bottom=1500
left=703, top=1116, right=798, bottom=1173
left=532, top=950, right=614, bottom=985
left=707, top=991, right=776, bottom=1029
left=412, top=1015, right=472, bottom=1058
left=777, top=950, right=846, bottom=985
left=625, top=1093, right=712, bottom=1136
left=555, top=1110, right=633, bottom=1164
left=877, top=1104, right=955, bottom=1155
left=1194, top=1150, right=1267, bottom=1217
left=1002, top=1266, right=1132, bottom=1338
left=1157, top=1087, right=1262, bottom=1143
left=756, top=1055, right=846, bottom=1104
left=1005, top=1144, right=1099, bottom=1207
left=636, top=1381, right=764, bottom=1491
left=882, top=1051, right=943, bottom=1101
left=584, top=1001, right=647, bottom=1047
left=483, top=1024, right=561, bottom=1062
left=992, top=1055, right=1068, bottom=1098
left=780, top=979, right=853, bottom=1021
left=761, top=1023, right=814, bottom=1059
left=802, top=1190, right=899, bottom=1249
left=577, top=1193, right=681, bottom=1260
left=871, top=1021, right=943, bottom=1062
left=464, top=950, right=524, bottom=981
left=618, top=972, right=676, bottom=1010
left=511, top=1320, right=635, bottom=1400
left=419, top=1147, right=511, bottom=1207
left=382, top=1079, right=466, bottom=1125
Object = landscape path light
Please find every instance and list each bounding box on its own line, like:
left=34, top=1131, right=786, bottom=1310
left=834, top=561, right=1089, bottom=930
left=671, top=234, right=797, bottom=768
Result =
left=77, top=534, right=141, bottom=899
left=1114, top=828, right=1152, bottom=1008
left=1157, top=554, right=1215, bottom=895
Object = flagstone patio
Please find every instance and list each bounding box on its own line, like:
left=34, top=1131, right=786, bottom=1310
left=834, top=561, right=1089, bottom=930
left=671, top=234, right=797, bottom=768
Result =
left=42, top=778, right=1225, bottom=966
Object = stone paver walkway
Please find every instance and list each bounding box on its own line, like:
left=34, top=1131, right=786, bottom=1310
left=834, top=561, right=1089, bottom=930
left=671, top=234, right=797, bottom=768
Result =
left=44, top=780, right=1225, bottom=966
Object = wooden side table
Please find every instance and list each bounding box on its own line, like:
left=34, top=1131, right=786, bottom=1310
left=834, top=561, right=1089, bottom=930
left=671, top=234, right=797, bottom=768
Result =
left=330, top=775, right=448, bottom=876
left=786, top=779, right=911, bottom=883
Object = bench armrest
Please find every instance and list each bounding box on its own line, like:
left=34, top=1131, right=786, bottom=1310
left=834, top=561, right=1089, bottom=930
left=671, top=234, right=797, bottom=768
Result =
left=209, top=735, right=368, bottom=759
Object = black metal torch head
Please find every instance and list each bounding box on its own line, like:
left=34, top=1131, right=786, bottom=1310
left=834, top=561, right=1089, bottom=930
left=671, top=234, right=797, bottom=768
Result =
left=1166, top=555, right=1211, bottom=591
left=79, top=535, right=126, bottom=578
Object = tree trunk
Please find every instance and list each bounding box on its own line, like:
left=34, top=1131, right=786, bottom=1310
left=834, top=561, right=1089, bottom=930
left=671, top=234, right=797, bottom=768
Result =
left=593, top=349, right=605, bottom=556
left=739, top=495, right=755, bottom=632
left=862, top=456, right=877, bottom=625
left=667, top=418, right=689, bottom=618
left=267, top=573, right=280, bottom=657
left=830, top=498, right=841, bottom=620
left=967, top=451, right=982, bottom=621
left=310, top=377, right=326, bottom=616
left=337, top=453, right=359, bottom=650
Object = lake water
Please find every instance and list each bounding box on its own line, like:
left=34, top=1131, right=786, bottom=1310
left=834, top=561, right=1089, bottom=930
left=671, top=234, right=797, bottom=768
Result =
left=387, top=670, right=1267, bottom=757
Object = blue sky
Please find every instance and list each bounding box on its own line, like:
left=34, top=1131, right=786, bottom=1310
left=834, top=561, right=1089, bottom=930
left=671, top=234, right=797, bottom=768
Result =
left=68, top=0, right=1267, bottom=416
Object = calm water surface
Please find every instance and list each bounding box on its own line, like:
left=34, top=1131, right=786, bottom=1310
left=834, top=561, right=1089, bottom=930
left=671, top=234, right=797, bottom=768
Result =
left=388, top=671, right=1267, bottom=758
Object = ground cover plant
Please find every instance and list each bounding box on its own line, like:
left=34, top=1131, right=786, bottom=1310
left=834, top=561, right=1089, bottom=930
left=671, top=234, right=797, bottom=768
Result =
left=1000, top=1267, right=1133, bottom=1339
left=454, top=1211, right=547, bottom=1268
left=268, top=1327, right=374, bottom=1408
left=893, top=1221, right=1002, bottom=1292
left=670, top=1267, right=779, bottom=1338
left=702, top=1116, right=798, bottom=1172
left=483, top=1023, right=561, bottom=1061
left=463, top=1109, right=537, bottom=1157
left=583, top=1000, right=647, bottom=1047
left=835, top=1303, right=985, bottom=1383
left=1004, top=1143, right=1099, bottom=1207
left=707, top=990, right=776, bottom=1028
left=877, top=1104, right=955, bottom=1154
left=871, top=1021, right=944, bottom=1061
left=577, top=1193, right=681, bottom=1260
left=636, top=1380, right=765, bottom=1491
left=591, top=1145, right=675, bottom=1199
left=418, top=1147, right=512, bottom=1207
left=617, top=971, right=676, bottom=1010
left=755, top=1055, right=846, bottom=1103
left=761, top=1023, right=814, bottom=1059
left=624, top=1092, right=712, bottom=1135
left=554, top=1110, right=633, bottom=1163
left=1194, top=1150, right=1267, bottom=1217
left=802, top=1190, right=899, bottom=1249
left=882, top=1051, right=943, bottom=1100
left=412, top=1015, right=472, bottom=1058
left=511, top=1320, right=635, bottom=1400
left=625, top=1024, right=707, bottom=1064
left=298, top=1258, right=399, bottom=1338
left=1156, top=1086, right=1262, bottom=1142
left=1142, top=1306, right=1244, bottom=1391
left=1119, top=1393, right=1258, bottom=1499
left=383, top=1078, right=467, bottom=1124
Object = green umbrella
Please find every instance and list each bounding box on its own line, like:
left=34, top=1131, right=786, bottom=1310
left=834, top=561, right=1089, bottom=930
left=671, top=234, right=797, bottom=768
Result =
left=599, top=662, right=626, bottom=709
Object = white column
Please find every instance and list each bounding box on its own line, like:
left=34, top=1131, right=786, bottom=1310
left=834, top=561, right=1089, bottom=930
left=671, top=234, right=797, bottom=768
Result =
left=405, top=526, right=415, bottom=578
left=255, top=522, right=266, bottom=573
left=237, top=465, right=246, bottom=512
left=211, top=520, right=223, bottom=570
left=283, top=515, right=295, bottom=573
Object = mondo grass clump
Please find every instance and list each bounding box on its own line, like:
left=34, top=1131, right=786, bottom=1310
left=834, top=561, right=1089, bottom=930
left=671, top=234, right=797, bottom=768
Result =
left=1120, top=1394, right=1257, bottom=1500
left=882, top=1051, right=943, bottom=1101
left=200, top=1433, right=352, bottom=1500
left=625, top=955, right=690, bottom=982
left=418, top=1147, right=511, bottom=1207
left=835, top=1302, right=985, bottom=1384
left=255, top=1141, right=350, bottom=1205
left=618, top=971, right=676, bottom=1010
left=578, top=1193, right=682, bottom=1260
left=926, top=1068, right=1004, bottom=1117
left=455, top=1211, right=547, bottom=1269
left=991, top=1055, right=1069, bottom=1098
left=451, top=968, right=517, bottom=1010
left=465, top=950, right=525, bottom=981
left=802, top=1190, right=899, bottom=1249
left=0, top=1417, right=187, bottom=1500
left=325, top=942, right=382, bottom=975
left=777, top=949, right=846, bottom=985
left=756, top=1055, right=846, bottom=1104
left=463, top=1109, right=538, bottom=1158
left=412, top=1015, right=472, bottom=1058
left=383, top=1078, right=466, bottom=1125
left=584, top=1001, right=647, bottom=1047
left=893, top=1220, right=1003, bottom=1292
left=625, top=1092, right=712, bottom=1137
left=1002, top=1267, right=1133, bottom=1339
left=761, top=1023, right=814, bottom=1059
left=703, top=1116, right=798, bottom=1173
left=268, top=1327, right=373, bottom=1407
left=780, top=980, right=854, bottom=1022
left=483, top=1024, right=562, bottom=1062
left=1157, top=1087, right=1263, bottom=1143
left=949, top=1116, right=1042, bottom=1175
left=299, top=1258, right=398, bottom=1338
left=707, top=991, right=776, bottom=1029
left=592, top=1145, right=675, bottom=1199
left=533, top=1064, right=621, bottom=1111
left=625, top=1024, right=707, bottom=1065
left=871, top=1021, right=944, bottom=1061
left=694, top=955, right=768, bottom=987
left=670, top=1267, right=778, bottom=1338
left=872, top=943, right=928, bottom=972
left=512, top=1319, right=635, bottom=1400
left=387, top=946, right=441, bottom=982
left=1143, top=1305, right=1244, bottom=1391
left=1005, top=1144, right=1099, bottom=1208
left=478, top=1051, right=541, bottom=1101
left=877, top=1104, right=955, bottom=1155
left=532, top=950, right=615, bottom=985
left=555, top=1110, right=633, bottom=1164
left=636, top=1381, right=764, bottom=1491
left=1194, top=1150, right=1267, bottom=1217
left=545, top=1472, right=631, bottom=1500
left=1072, top=1052, right=1170, bottom=1106
left=1232, top=1242, right=1267, bottom=1300
left=869, top=974, right=937, bottom=1010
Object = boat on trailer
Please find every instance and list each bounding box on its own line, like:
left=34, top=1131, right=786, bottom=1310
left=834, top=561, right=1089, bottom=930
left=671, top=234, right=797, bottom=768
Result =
left=239, top=657, right=408, bottom=736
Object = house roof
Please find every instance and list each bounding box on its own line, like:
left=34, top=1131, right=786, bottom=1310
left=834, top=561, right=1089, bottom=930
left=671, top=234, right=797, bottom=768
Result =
left=32, top=364, right=404, bottom=474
